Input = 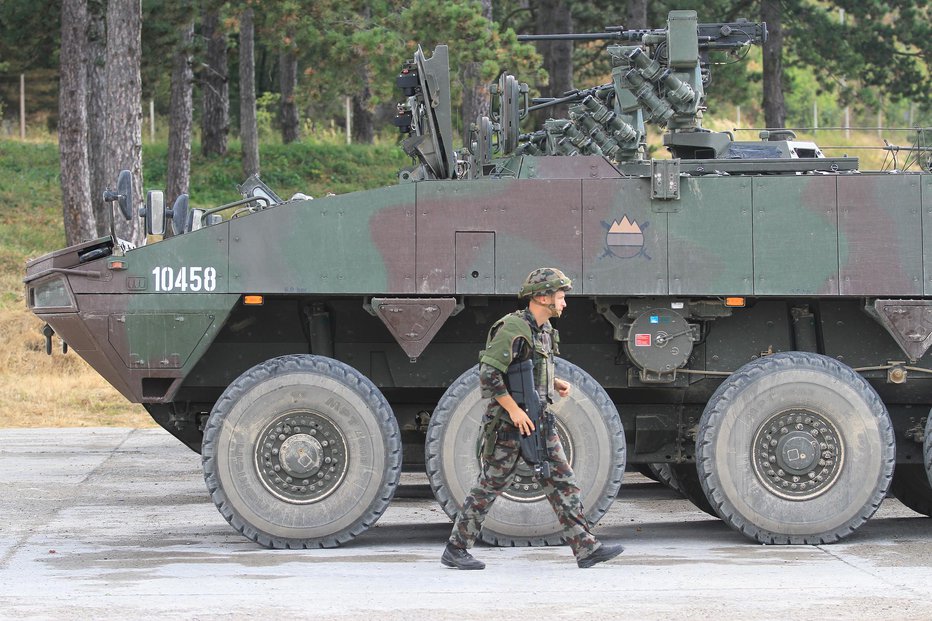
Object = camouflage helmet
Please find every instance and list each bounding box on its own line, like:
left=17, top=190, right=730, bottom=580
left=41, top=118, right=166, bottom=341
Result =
left=518, top=267, right=573, bottom=298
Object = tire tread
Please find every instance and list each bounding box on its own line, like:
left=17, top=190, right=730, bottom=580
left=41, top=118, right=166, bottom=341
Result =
left=697, top=352, right=894, bottom=545
left=202, top=354, right=402, bottom=549
left=425, top=359, right=625, bottom=547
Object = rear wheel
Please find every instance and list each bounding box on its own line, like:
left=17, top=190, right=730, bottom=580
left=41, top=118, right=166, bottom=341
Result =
left=927, top=414, right=932, bottom=491
left=635, top=463, right=660, bottom=482
left=426, top=359, right=625, bottom=546
left=670, top=463, right=716, bottom=516
left=697, top=352, right=894, bottom=544
left=648, top=463, right=683, bottom=495
left=889, top=464, right=932, bottom=517
left=202, top=354, right=402, bottom=548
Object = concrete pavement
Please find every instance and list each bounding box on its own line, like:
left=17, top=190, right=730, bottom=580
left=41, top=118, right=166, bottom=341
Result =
left=1, top=428, right=931, bottom=620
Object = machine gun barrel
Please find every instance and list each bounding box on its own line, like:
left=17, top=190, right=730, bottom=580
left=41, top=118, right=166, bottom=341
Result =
left=526, top=83, right=613, bottom=113
left=518, top=20, right=767, bottom=47
left=518, top=31, right=648, bottom=42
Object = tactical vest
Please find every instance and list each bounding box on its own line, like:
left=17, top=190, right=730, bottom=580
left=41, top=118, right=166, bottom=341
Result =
left=478, top=310, right=559, bottom=405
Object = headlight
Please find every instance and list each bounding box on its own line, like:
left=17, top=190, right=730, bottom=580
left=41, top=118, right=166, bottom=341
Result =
left=28, top=275, right=75, bottom=310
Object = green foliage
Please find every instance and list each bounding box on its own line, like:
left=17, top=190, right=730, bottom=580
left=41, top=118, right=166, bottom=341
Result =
left=256, top=92, right=281, bottom=142
left=2, top=0, right=929, bottom=142
left=142, top=140, right=411, bottom=207
left=0, top=141, right=64, bottom=254
left=401, top=0, right=545, bottom=84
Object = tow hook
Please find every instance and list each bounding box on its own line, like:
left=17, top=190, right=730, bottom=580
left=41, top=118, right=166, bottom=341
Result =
left=41, top=324, right=67, bottom=355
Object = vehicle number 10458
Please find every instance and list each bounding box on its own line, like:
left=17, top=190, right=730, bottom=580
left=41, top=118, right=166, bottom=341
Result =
left=150, top=266, right=217, bottom=292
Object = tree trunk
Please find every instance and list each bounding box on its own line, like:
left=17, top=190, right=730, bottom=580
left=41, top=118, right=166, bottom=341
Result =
left=105, top=0, right=143, bottom=247
left=239, top=7, right=259, bottom=177
left=60, top=0, right=97, bottom=246
left=351, top=73, right=374, bottom=144
left=625, top=0, right=648, bottom=29
left=534, top=0, right=573, bottom=121
left=166, top=20, right=194, bottom=213
left=279, top=48, right=299, bottom=143
left=460, top=0, right=493, bottom=147
left=761, top=0, right=786, bottom=129
left=86, top=0, right=109, bottom=236
left=201, top=8, right=229, bottom=157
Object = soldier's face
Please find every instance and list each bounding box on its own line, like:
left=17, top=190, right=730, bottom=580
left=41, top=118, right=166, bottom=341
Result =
left=549, top=290, right=567, bottom=317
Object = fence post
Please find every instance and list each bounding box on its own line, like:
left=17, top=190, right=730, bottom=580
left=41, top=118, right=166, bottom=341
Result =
left=345, top=96, right=351, bottom=145
left=20, top=74, right=26, bottom=140
left=149, top=99, right=155, bottom=142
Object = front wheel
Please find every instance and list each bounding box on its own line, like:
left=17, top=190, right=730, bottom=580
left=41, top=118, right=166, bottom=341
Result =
left=426, top=359, right=625, bottom=546
left=697, top=352, right=894, bottom=544
left=202, top=354, right=402, bottom=548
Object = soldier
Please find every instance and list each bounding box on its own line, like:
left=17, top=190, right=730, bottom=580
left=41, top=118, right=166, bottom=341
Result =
left=441, top=267, right=624, bottom=570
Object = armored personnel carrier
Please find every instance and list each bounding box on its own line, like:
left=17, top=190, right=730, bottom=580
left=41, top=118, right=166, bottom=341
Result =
left=26, top=10, right=932, bottom=548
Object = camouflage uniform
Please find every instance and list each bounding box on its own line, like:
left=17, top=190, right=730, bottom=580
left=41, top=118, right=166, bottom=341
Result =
left=447, top=306, right=602, bottom=561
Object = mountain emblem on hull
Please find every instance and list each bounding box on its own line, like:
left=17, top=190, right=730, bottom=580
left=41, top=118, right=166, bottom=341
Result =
left=601, top=216, right=651, bottom=260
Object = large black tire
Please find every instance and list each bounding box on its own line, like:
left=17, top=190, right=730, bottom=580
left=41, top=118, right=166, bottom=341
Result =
left=927, top=413, right=932, bottom=492
left=648, top=463, right=684, bottom=495
left=426, top=358, right=625, bottom=546
left=889, top=464, right=932, bottom=517
left=670, top=463, right=717, bottom=516
left=202, top=354, right=402, bottom=548
left=635, top=463, right=660, bottom=482
left=697, top=352, right=894, bottom=544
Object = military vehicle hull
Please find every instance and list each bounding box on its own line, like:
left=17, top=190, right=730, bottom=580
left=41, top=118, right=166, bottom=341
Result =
left=25, top=161, right=932, bottom=547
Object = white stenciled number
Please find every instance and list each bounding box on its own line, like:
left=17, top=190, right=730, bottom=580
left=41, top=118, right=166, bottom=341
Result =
left=189, top=266, right=203, bottom=291
left=160, top=267, right=174, bottom=291
left=204, top=267, right=217, bottom=291
left=151, top=266, right=217, bottom=292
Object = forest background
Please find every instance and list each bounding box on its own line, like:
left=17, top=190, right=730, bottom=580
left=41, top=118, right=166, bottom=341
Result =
left=0, top=0, right=929, bottom=426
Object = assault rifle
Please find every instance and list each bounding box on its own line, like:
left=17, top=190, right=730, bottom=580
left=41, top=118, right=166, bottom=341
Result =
left=506, top=359, right=551, bottom=479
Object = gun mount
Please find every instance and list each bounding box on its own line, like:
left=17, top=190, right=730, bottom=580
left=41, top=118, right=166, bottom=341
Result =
left=395, top=10, right=785, bottom=179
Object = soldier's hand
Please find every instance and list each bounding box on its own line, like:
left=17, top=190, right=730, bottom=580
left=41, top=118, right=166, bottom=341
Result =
left=554, top=378, right=572, bottom=398
left=509, top=409, right=535, bottom=436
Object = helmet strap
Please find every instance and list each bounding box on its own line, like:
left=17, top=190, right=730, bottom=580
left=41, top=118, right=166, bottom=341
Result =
left=530, top=294, right=559, bottom=318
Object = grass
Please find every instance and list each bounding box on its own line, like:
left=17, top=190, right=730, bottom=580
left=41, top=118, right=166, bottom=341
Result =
left=1, top=129, right=922, bottom=428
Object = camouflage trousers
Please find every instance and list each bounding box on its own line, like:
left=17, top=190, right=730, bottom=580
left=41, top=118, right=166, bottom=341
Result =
left=448, top=418, right=601, bottom=560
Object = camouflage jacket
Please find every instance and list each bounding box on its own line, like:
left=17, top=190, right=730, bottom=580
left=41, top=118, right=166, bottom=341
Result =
left=477, top=309, right=560, bottom=423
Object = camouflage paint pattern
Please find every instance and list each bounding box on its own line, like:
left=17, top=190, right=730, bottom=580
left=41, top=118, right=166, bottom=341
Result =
left=25, top=162, right=931, bottom=407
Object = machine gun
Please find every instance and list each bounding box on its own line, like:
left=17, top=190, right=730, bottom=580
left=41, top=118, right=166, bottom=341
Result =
left=505, top=359, right=551, bottom=479
left=517, top=19, right=766, bottom=49
left=394, top=11, right=769, bottom=179
left=515, top=11, right=767, bottom=162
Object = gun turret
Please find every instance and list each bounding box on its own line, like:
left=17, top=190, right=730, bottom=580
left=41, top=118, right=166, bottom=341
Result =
left=510, top=11, right=768, bottom=163
left=395, top=11, right=769, bottom=180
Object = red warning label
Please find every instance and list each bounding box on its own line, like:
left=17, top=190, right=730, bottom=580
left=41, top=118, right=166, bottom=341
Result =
left=634, top=333, right=652, bottom=347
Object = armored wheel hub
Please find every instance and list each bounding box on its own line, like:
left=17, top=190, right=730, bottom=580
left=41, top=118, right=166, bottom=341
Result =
left=752, top=409, right=843, bottom=500
left=255, top=412, right=348, bottom=504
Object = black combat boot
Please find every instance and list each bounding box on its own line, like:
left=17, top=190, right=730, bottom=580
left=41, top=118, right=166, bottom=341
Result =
left=577, top=543, right=624, bottom=568
left=441, top=543, right=486, bottom=570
